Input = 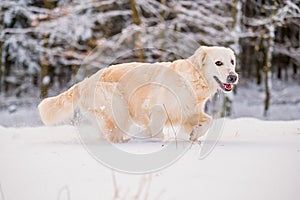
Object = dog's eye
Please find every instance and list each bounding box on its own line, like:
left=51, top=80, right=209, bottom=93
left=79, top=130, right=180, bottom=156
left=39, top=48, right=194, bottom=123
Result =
left=231, top=59, right=234, bottom=65
left=215, top=61, right=223, bottom=66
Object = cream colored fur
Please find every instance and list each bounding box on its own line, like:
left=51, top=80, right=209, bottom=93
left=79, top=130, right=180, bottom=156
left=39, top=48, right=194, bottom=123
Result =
left=38, top=46, right=238, bottom=142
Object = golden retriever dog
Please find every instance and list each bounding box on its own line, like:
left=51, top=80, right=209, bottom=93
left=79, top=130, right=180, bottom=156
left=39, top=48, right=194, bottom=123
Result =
left=38, top=46, right=238, bottom=142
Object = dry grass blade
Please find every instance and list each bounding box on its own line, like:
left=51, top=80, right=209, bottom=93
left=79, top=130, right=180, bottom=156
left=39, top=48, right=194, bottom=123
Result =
left=134, top=175, right=146, bottom=200
left=112, top=171, right=119, bottom=199
left=111, top=173, right=156, bottom=200
left=163, top=104, right=178, bottom=148
left=143, top=174, right=152, bottom=200
left=0, top=183, right=5, bottom=200
left=57, top=185, right=70, bottom=200
left=134, top=175, right=152, bottom=200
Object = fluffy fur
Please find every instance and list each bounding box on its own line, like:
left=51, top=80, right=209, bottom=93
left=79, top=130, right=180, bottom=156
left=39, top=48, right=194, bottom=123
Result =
left=38, top=46, right=238, bottom=142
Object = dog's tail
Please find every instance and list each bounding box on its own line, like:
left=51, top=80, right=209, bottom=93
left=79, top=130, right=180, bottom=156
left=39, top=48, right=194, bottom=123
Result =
left=38, top=84, right=80, bottom=125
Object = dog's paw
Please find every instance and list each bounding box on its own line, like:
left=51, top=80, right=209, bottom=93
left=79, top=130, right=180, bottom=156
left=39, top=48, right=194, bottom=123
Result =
left=107, top=132, right=129, bottom=143
left=190, top=124, right=206, bottom=141
left=163, top=127, right=190, bottom=142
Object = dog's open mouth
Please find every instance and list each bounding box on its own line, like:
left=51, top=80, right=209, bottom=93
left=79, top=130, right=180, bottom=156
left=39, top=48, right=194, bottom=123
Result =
left=213, top=76, right=233, bottom=92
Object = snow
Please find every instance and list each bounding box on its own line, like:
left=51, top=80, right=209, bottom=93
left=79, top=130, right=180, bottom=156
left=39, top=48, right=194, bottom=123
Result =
left=7, top=105, right=17, bottom=113
left=0, top=118, right=300, bottom=200
left=42, top=76, right=50, bottom=85
left=100, top=106, right=106, bottom=111
left=231, top=80, right=300, bottom=120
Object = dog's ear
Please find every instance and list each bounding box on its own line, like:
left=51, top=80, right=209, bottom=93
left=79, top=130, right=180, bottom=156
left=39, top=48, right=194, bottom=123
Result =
left=188, top=46, right=207, bottom=69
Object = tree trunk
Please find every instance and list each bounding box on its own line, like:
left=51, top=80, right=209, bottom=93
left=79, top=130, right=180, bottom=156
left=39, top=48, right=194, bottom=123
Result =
left=0, top=38, right=2, bottom=94
left=160, top=0, right=166, bottom=21
left=263, top=0, right=276, bottom=116
left=130, top=0, right=141, bottom=26
left=40, top=61, right=49, bottom=98
left=255, top=38, right=263, bottom=85
left=4, top=54, right=11, bottom=94
left=0, top=40, right=2, bottom=93
left=264, top=32, right=273, bottom=116
left=43, top=0, right=55, bottom=9
left=39, top=0, right=54, bottom=98
left=0, top=5, right=4, bottom=93
left=293, top=63, right=297, bottom=79
left=130, top=0, right=144, bottom=62
left=40, top=34, right=50, bottom=98
left=222, top=0, right=242, bottom=117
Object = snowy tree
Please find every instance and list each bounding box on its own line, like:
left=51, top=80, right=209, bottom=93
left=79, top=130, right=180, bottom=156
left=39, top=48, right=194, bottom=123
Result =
left=1, top=0, right=133, bottom=96
left=0, top=0, right=299, bottom=117
left=0, top=0, right=41, bottom=96
left=242, top=0, right=300, bottom=115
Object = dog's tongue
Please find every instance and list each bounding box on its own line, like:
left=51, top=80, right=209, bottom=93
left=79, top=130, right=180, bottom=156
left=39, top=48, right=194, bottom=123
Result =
left=223, top=83, right=232, bottom=90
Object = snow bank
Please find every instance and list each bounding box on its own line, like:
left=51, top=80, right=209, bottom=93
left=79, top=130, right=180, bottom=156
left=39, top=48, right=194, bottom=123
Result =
left=0, top=118, right=300, bottom=200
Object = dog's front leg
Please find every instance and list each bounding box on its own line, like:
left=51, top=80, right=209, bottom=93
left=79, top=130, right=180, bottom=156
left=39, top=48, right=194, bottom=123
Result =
left=190, top=113, right=212, bottom=141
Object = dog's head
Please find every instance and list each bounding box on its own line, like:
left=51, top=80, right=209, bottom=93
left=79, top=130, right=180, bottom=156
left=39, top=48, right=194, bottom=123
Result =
left=189, top=46, right=238, bottom=92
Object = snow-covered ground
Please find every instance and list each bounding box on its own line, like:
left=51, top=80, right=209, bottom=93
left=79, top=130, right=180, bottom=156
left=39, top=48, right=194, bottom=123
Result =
left=0, top=79, right=299, bottom=199
left=0, top=118, right=300, bottom=200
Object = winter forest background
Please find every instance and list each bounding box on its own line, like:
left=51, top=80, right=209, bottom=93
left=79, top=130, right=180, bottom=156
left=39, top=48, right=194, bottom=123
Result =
left=0, top=0, right=299, bottom=126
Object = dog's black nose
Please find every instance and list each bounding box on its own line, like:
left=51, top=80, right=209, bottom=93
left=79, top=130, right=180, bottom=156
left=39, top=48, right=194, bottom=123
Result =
left=227, top=74, right=237, bottom=83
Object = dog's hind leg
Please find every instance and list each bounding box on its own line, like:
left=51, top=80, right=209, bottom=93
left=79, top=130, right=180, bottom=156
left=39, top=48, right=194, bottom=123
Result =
left=145, top=104, right=167, bottom=139
left=94, top=111, right=130, bottom=143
